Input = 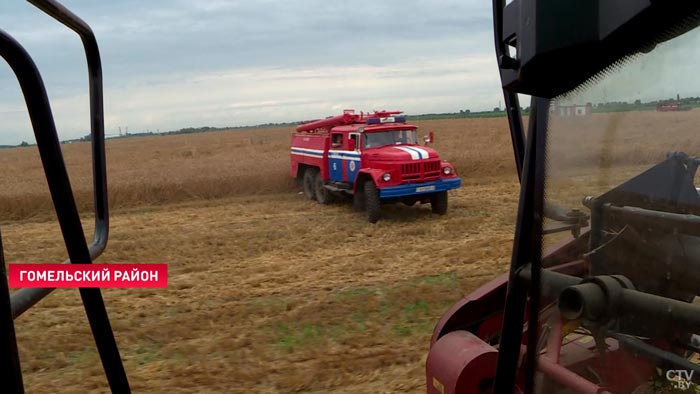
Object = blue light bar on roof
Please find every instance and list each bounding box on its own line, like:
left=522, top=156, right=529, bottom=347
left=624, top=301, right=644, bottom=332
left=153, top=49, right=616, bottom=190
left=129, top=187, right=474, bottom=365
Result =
left=367, top=116, right=407, bottom=124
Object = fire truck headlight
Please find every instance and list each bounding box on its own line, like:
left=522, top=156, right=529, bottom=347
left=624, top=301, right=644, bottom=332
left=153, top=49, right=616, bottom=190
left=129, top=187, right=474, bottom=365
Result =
left=443, top=167, right=452, bottom=175
left=382, top=173, right=391, bottom=182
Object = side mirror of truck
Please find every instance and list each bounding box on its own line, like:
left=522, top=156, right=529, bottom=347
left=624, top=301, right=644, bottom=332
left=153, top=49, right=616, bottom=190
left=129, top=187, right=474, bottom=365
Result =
left=348, top=138, right=356, bottom=151
left=423, top=131, right=434, bottom=145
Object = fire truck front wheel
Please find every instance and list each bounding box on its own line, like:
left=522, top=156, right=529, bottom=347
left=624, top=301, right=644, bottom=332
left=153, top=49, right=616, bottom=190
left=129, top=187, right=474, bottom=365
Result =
left=353, top=185, right=365, bottom=211
left=314, top=172, right=334, bottom=204
left=364, top=181, right=381, bottom=223
left=431, top=191, right=448, bottom=215
left=303, top=168, right=317, bottom=200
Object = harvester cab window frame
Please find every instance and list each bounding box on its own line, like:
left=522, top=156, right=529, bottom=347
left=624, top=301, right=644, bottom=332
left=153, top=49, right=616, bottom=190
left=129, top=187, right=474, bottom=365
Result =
left=0, top=1, right=131, bottom=392
left=484, top=1, right=700, bottom=393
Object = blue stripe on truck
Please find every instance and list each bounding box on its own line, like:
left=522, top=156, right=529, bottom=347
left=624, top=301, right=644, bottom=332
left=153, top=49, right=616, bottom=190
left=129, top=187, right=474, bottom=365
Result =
left=379, top=178, right=461, bottom=198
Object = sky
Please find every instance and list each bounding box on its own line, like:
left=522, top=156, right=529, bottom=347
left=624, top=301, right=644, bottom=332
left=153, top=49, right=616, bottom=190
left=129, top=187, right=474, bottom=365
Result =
left=558, top=27, right=700, bottom=107
left=0, top=0, right=501, bottom=145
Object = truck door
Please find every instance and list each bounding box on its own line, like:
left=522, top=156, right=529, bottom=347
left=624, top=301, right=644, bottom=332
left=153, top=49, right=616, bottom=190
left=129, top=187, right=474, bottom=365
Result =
left=328, top=133, right=344, bottom=182
left=346, top=133, right=361, bottom=183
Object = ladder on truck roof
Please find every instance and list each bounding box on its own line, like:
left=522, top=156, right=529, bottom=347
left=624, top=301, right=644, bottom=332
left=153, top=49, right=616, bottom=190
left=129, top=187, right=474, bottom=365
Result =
left=295, top=109, right=404, bottom=133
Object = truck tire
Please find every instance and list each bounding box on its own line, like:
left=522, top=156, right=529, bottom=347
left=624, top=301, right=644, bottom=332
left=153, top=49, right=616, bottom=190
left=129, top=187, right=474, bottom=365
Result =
left=353, top=183, right=365, bottom=211
left=303, top=168, right=316, bottom=200
left=364, top=181, right=381, bottom=223
left=314, top=171, right=334, bottom=204
left=431, top=191, right=448, bottom=215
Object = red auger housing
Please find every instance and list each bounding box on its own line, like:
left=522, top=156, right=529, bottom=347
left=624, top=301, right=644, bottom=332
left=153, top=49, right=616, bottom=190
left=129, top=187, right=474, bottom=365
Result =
left=290, top=109, right=461, bottom=223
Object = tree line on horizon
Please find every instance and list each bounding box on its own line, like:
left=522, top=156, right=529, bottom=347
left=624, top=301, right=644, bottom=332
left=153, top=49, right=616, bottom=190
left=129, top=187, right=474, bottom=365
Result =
left=6, top=96, right=700, bottom=147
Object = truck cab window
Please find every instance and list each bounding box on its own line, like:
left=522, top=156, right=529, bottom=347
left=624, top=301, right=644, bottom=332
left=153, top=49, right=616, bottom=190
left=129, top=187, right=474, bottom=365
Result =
left=349, top=134, right=359, bottom=151
left=365, top=129, right=418, bottom=148
left=331, top=134, right=342, bottom=148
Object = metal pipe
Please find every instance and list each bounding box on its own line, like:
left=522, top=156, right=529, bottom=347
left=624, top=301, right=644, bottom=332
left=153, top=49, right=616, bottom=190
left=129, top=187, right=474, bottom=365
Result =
left=552, top=273, right=700, bottom=333
left=559, top=283, right=606, bottom=321
left=11, top=244, right=103, bottom=319
left=519, top=264, right=582, bottom=299
left=614, top=333, right=700, bottom=380
left=537, top=353, right=614, bottom=394
left=621, top=289, right=700, bottom=332
left=605, top=203, right=700, bottom=237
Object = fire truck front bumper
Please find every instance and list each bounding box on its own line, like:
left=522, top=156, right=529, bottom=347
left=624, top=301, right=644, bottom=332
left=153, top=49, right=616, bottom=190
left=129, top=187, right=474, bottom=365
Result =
left=379, top=177, right=461, bottom=198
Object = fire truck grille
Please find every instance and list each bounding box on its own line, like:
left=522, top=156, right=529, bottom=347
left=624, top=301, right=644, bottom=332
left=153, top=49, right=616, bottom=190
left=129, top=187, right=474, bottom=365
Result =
left=401, top=163, right=421, bottom=175
left=401, top=160, right=441, bottom=180
left=424, top=160, right=440, bottom=174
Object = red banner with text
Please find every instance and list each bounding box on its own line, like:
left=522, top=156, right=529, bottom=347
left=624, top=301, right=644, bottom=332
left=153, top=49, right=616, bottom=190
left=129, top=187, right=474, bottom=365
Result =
left=8, top=264, right=168, bottom=288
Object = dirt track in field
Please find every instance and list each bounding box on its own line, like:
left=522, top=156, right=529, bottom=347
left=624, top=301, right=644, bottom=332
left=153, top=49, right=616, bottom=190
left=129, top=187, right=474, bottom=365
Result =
left=6, top=177, right=518, bottom=393
left=0, top=116, right=520, bottom=392
left=5, top=110, right=698, bottom=392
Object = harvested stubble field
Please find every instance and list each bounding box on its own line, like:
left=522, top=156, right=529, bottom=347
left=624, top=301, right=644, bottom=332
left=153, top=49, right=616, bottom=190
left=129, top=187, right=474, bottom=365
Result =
left=3, top=110, right=696, bottom=392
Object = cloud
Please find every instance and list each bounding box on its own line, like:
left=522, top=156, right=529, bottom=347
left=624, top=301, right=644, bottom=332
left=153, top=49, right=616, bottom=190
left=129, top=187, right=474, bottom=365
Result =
left=0, top=0, right=498, bottom=144
left=99, top=55, right=500, bottom=131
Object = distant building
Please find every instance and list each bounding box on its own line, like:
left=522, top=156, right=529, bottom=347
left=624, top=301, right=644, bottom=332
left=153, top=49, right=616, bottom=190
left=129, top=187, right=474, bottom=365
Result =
left=657, top=94, right=691, bottom=112
left=656, top=101, right=690, bottom=111
left=550, top=103, right=592, bottom=117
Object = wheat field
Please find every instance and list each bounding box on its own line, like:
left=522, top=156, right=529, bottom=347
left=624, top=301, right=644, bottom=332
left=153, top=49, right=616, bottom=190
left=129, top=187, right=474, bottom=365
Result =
left=3, top=110, right=697, bottom=392
left=0, top=118, right=516, bottom=221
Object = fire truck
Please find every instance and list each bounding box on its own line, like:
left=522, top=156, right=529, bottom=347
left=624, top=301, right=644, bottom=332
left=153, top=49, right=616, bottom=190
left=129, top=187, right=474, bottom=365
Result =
left=290, top=110, right=461, bottom=223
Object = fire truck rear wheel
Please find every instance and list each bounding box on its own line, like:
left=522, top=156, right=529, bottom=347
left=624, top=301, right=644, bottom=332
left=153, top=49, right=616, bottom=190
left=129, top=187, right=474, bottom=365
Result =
left=431, top=191, right=448, bottom=215
left=314, top=171, right=334, bottom=204
left=364, top=181, right=381, bottom=223
left=303, top=168, right=316, bottom=200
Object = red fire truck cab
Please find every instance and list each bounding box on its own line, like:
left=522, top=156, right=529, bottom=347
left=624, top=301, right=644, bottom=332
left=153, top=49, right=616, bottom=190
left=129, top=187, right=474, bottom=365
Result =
left=290, top=110, right=461, bottom=223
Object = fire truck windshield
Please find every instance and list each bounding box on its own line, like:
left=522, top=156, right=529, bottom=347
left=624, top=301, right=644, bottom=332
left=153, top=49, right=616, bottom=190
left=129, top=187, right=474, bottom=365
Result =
left=364, top=129, right=418, bottom=148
